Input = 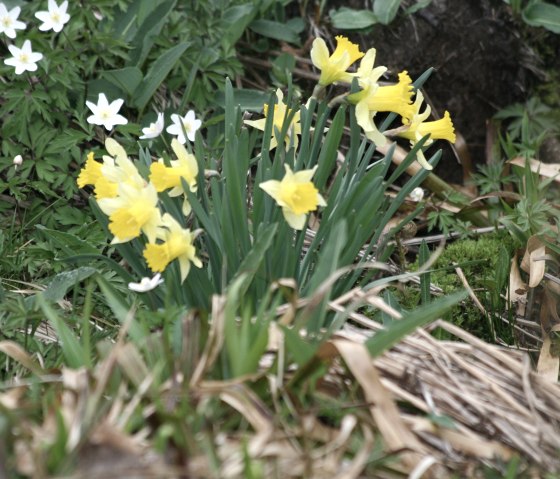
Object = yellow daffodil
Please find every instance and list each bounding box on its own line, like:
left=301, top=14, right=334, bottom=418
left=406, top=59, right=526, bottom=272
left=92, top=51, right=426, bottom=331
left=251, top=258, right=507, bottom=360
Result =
left=149, top=139, right=199, bottom=215
left=77, top=152, right=102, bottom=188
left=97, top=182, right=161, bottom=244
left=397, top=91, right=456, bottom=170
left=76, top=139, right=145, bottom=199
left=260, top=164, right=326, bottom=230
left=310, top=36, right=364, bottom=86
left=244, top=89, right=301, bottom=151
left=350, top=70, right=415, bottom=146
left=143, top=213, right=202, bottom=282
left=99, top=138, right=145, bottom=192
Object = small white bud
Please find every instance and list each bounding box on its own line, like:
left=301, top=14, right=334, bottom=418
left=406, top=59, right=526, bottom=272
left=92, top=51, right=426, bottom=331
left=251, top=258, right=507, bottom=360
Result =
left=409, top=187, right=424, bottom=202
left=13, top=155, right=23, bottom=167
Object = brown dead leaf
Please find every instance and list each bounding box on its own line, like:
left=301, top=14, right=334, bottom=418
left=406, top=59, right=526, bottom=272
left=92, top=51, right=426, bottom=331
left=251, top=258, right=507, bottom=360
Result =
left=508, top=254, right=528, bottom=304
left=537, top=336, right=559, bottom=382
left=0, top=341, right=44, bottom=375
left=326, top=339, right=427, bottom=474
left=508, top=157, right=560, bottom=183
left=521, top=236, right=547, bottom=288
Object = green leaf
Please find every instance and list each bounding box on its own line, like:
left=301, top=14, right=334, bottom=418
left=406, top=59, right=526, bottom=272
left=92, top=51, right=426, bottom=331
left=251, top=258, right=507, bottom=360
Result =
left=305, top=220, right=347, bottom=295
left=249, top=19, right=301, bottom=44
left=283, top=326, right=319, bottom=366
left=215, top=88, right=270, bottom=111
left=37, top=295, right=86, bottom=368
left=232, top=223, right=277, bottom=285
left=373, top=0, right=402, bottom=24
left=419, top=240, right=431, bottom=305
left=133, top=42, right=190, bottom=110
left=95, top=276, right=149, bottom=344
left=522, top=2, right=560, bottom=33
left=405, top=0, right=432, bottom=15
left=221, top=4, right=257, bottom=44
left=101, top=67, right=143, bottom=97
left=329, top=7, right=378, bottom=29
left=35, top=226, right=100, bottom=256
left=43, top=267, right=98, bottom=303
left=130, top=0, right=177, bottom=66
left=366, top=290, right=468, bottom=356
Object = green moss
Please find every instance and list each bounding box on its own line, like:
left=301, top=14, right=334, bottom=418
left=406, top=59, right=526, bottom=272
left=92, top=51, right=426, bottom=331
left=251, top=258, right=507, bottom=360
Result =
left=401, top=232, right=516, bottom=342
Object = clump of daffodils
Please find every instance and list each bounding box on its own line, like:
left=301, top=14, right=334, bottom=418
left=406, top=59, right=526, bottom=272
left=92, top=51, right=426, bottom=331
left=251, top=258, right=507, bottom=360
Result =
left=305, top=35, right=456, bottom=169
left=77, top=138, right=202, bottom=283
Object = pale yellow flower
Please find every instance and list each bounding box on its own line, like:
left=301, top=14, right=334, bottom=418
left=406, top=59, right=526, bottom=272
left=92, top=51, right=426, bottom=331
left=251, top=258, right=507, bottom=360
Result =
left=149, top=139, right=198, bottom=215
left=245, top=89, right=301, bottom=151
left=310, top=36, right=364, bottom=86
left=397, top=91, right=456, bottom=170
left=349, top=69, right=415, bottom=146
left=97, top=182, right=161, bottom=244
left=77, top=139, right=145, bottom=199
left=143, top=213, right=202, bottom=282
left=260, top=164, right=326, bottom=230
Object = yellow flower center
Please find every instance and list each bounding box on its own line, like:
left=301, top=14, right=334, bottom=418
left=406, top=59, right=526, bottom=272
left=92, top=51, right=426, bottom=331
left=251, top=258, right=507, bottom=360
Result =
left=94, top=177, right=118, bottom=199
left=19, top=53, right=29, bottom=63
left=2, top=18, right=12, bottom=28
left=51, top=12, right=60, bottom=22
left=77, top=152, right=102, bottom=188
left=279, top=181, right=320, bottom=215
left=399, top=111, right=456, bottom=144
left=366, top=71, right=414, bottom=120
left=150, top=162, right=195, bottom=192
left=417, top=112, right=456, bottom=143
left=182, top=120, right=193, bottom=133
left=109, top=200, right=154, bottom=240
left=143, top=243, right=168, bottom=273
left=331, top=35, right=364, bottom=66
left=143, top=231, right=194, bottom=274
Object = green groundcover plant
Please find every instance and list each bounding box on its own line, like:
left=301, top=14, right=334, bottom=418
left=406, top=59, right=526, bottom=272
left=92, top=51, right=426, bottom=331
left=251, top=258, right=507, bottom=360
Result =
left=0, top=0, right=276, bottom=280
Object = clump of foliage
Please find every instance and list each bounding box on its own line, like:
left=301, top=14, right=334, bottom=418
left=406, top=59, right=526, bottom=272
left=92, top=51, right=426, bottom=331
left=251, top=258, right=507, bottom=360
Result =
left=430, top=233, right=516, bottom=341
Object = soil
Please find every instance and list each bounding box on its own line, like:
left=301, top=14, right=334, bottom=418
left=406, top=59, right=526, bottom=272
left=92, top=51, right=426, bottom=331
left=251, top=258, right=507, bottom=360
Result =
left=329, top=0, right=560, bottom=184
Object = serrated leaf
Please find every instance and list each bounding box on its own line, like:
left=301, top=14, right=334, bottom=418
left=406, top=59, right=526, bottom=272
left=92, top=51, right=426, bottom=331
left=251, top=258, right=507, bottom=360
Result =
left=36, top=225, right=100, bottom=256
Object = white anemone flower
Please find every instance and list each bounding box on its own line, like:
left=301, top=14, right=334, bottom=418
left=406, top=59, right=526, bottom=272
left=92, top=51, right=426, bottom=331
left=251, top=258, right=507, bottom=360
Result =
left=0, top=4, right=26, bottom=39
left=35, top=0, right=70, bottom=33
left=140, top=112, right=164, bottom=139
left=86, top=93, right=128, bottom=131
left=166, top=110, right=201, bottom=144
left=128, top=273, right=164, bottom=293
left=4, top=40, right=43, bottom=75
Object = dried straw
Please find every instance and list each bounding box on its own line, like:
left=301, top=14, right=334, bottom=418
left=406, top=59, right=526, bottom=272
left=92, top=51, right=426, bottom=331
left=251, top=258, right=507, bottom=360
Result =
left=333, top=305, right=560, bottom=473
